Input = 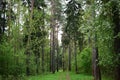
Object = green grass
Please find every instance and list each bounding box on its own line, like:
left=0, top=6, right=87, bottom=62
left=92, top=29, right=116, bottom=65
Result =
left=27, top=71, right=112, bottom=80
left=27, top=71, right=93, bottom=80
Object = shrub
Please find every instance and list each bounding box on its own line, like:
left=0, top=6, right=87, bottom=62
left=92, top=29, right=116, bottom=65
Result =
left=0, top=40, right=26, bottom=77
left=77, top=47, right=92, bottom=74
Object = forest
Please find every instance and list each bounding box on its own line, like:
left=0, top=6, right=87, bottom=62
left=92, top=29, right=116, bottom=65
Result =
left=0, top=0, right=120, bottom=80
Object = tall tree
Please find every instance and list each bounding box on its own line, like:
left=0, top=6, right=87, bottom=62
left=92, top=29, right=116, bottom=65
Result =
left=25, top=0, right=34, bottom=75
left=91, top=0, right=101, bottom=80
left=101, top=0, right=120, bottom=79
left=50, top=0, right=55, bottom=73
left=49, top=0, right=62, bottom=73
left=68, top=41, right=71, bottom=71
left=61, top=32, right=69, bottom=71
left=65, top=0, right=82, bottom=73
left=111, top=1, right=120, bottom=80
left=23, top=0, right=47, bottom=74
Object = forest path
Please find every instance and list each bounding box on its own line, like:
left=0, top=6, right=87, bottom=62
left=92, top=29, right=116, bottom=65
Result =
left=27, top=71, right=94, bottom=80
left=66, top=72, right=71, bottom=80
left=58, top=71, right=71, bottom=80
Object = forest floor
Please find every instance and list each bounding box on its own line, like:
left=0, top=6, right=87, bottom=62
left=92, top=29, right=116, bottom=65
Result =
left=27, top=71, right=112, bottom=80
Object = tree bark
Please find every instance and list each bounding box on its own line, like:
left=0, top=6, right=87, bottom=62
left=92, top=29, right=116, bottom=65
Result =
left=26, top=51, right=30, bottom=76
left=50, top=0, right=56, bottom=74
left=35, top=50, right=40, bottom=74
left=62, top=47, right=65, bottom=71
left=91, top=0, right=101, bottom=79
left=50, top=31, right=52, bottom=72
left=68, top=43, right=71, bottom=71
left=41, top=44, right=44, bottom=73
left=56, top=26, right=59, bottom=72
left=112, top=1, right=120, bottom=80
left=26, top=0, right=34, bottom=76
left=92, top=41, right=101, bottom=80
left=74, top=41, right=77, bottom=73
left=52, top=25, right=55, bottom=73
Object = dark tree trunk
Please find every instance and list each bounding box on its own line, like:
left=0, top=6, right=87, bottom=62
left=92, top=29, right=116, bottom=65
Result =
left=26, top=51, right=30, bottom=76
left=56, top=50, right=59, bottom=72
left=36, top=51, right=40, bottom=74
left=50, top=31, right=52, bottom=72
left=56, top=26, right=59, bottom=72
left=68, top=44, right=71, bottom=71
left=26, top=32, right=31, bottom=76
left=41, top=44, right=44, bottom=73
left=92, top=47, right=101, bottom=80
left=74, top=41, right=77, bottom=73
left=62, top=47, right=65, bottom=71
left=112, top=1, right=120, bottom=80
left=26, top=0, right=34, bottom=76
left=52, top=26, right=55, bottom=73
left=47, top=48, right=49, bottom=72
left=91, top=0, right=101, bottom=79
left=50, top=0, right=56, bottom=74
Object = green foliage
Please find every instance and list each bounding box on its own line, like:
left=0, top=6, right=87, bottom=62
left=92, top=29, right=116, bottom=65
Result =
left=0, top=0, right=120, bottom=79
left=0, top=39, right=26, bottom=76
left=99, top=52, right=115, bottom=75
left=76, top=47, right=92, bottom=74
left=0, top=40, right=14, bottom=75
left=62, top=34, right=70, bottom=46
left=65, top=0, right=83, bottom=40
left=96, top=6, right=115, bottom=75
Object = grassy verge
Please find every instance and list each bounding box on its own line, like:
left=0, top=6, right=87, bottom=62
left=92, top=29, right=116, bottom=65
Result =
left=26, top=71, right=112, bottom=80
left=27, top=72, right=92, bottom=80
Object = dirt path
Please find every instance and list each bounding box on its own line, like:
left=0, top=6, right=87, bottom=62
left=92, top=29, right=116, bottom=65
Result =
left=66, top=72, right=71, bottom=80
left=58, top=72, right=71, bottom=80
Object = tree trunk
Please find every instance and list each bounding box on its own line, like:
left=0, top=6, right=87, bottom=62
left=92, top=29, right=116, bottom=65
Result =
left=50, top=0, right=56, bottom=74
left=74, top=41, right=77, bottom=73
left=112, top=1, right=120, bottom=80
left=50, top=21, right=55, bottom=74
left=56, top=48, right=59, bottom=72
left=56, top=28, right=59, bottom=72
left=52, top=26, right=55, bottom=73
left=91, top=0, right=101, bottom=79
left=62, top=47, right=65, bottom=71
left=26, top=51, right=30, bottom=76
left=50, top=31, right=52, bottom=72
left=41, top=44, right=44, bottom=73
left=68, top=43, right=71, bottom=71
left=36, top=51, right=40, bottom=74
left=92, top=47, right=101, bottom=80
left=26, top=0, right=34, bottom=76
